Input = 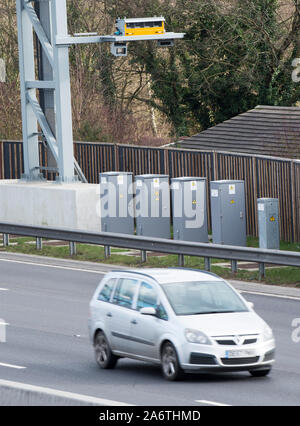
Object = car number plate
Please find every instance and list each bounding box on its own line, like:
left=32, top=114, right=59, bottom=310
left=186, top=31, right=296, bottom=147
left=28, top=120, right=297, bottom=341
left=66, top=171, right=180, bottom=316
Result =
left=225, top=349, right=256, bottom=358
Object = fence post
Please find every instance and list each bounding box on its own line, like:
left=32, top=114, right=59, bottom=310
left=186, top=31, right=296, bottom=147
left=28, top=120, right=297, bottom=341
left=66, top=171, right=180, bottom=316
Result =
left=178, top=254, right=185, bottom=267
left=213, top=151, right=218, bottom=181
left=36, top=237, right=43, bottom=250
left=252, top=156, right=259, bottom=237
left=104, top=245, right=111, bottom=258
left=0, top=141, right=4, bottom=179
left=115, top=144, right=120, bottom=171
left=204, top=257, right=211, bottom=271
left=258, top=262, right=265, bottom=281
left=291, top=161, right=297, bottom=242
left=69, top=241, right=77, bottom=256
left=141, top=250, right=147, bottom=263
left=163, top=148, right=168, bottom=175
left=231, top=260, right=238, bottom=273
left=3, top=234, right=9, bottom=247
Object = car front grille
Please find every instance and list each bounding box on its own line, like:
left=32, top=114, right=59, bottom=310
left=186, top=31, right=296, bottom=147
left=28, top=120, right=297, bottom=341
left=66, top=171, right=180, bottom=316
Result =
left=221, top=356, right=259, bottom=365
left=216, top=340, right=236, bottom=345
left=214, top=335, right=258, bottom=346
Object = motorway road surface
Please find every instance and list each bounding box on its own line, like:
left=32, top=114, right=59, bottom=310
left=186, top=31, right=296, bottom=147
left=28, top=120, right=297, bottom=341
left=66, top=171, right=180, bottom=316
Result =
left=0, top=253, right=299, bottom=406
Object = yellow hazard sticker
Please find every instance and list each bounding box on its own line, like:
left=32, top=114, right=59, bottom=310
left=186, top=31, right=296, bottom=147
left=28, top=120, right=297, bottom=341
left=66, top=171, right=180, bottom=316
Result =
left=229, top=184, right=236, bottom=195
left=191, top=181, right=197, bottom=190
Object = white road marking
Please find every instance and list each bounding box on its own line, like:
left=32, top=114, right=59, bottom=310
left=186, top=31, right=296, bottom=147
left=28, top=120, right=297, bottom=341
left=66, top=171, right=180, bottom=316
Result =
left=0, top=256, right=299, bottom=301
left=0, top=288, right=8, bottom=291
left=0, top=379, right=133, bottom=406
left=241, top=290, right=300, bottom=301
left=0, top=258, right=104, bottom=274
left=195, top=400, right=231, bottom=406
left=0, top=362, right=26, bottom=370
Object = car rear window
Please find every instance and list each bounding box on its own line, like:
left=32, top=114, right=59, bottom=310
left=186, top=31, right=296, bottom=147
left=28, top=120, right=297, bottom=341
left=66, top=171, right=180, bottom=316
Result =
left=97, top=278, right=116, bottom=302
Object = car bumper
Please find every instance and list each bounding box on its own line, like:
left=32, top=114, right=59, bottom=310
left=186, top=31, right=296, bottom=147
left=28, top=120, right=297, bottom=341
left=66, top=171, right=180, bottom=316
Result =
left=179, top=339, right=275, bottom=372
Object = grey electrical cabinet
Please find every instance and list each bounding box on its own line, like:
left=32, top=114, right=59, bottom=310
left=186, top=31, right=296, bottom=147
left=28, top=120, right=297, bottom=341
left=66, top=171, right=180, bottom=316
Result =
left=135, top=174, right=171, bottom=239
left=210, top=180, right=247, bottom=246
left=257, top=198, right=280, bottom=249
left=100, top=172, right=134, bottom=235
left=171, top=177, right=208, bottom=243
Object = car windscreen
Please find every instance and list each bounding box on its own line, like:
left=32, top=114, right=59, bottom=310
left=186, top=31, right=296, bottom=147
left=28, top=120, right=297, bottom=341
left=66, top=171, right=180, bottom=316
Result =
left=161, top=280, right=248, bottom=316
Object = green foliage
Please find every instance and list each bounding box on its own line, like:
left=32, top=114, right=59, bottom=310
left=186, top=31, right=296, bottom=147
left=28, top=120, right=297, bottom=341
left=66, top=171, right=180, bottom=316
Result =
left=3, top=236, right=300, bottom=286
left=1, top=0, right=300, bottom=142
left=108, top=0, right=300, bottom=137
left=77, top=121, right=106, bottom=142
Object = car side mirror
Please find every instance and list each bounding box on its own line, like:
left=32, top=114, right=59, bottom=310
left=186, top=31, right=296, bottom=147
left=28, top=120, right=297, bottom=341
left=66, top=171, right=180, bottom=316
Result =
left=140, top=307, right=157, bottom=316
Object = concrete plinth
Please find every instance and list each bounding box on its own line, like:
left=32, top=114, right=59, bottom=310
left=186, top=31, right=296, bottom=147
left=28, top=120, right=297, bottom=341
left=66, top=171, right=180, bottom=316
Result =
left=0, top=180, right=101, bottom=232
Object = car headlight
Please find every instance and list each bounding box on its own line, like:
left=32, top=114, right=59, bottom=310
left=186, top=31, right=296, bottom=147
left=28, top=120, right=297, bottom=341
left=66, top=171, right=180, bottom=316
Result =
left=262, top=325, right=274, bottom=342
left=184, top=328, right=212, bottom=345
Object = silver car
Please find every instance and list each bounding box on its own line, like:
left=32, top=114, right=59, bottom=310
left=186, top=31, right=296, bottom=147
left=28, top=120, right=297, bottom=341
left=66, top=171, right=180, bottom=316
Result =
left=88, top=268, right=275, bottom=381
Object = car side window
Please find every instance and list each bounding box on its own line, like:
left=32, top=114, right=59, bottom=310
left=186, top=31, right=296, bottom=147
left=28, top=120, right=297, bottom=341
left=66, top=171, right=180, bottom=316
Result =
left=156, top=303, right=168, bottom=321
left=112, top=278, right=139, bottom=309
left=137, top=282, right=158, bottom=310
left=97, top=278, right=116, bottom=302
left=137, top=282, right=168, bottom=320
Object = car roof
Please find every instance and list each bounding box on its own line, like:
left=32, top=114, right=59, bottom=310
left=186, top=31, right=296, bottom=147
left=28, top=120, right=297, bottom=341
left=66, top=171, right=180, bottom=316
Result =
left=109, top=268, right=223, bottom=285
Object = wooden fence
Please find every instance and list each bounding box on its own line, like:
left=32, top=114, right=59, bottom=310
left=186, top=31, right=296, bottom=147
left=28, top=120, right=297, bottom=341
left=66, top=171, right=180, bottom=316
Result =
left=1, top=140, right=299, bottom=242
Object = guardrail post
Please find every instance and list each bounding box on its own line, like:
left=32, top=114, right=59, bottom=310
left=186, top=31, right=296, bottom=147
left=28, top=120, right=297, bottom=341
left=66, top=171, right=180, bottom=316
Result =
left=231, top=260, right=238, bottom=273
left=36, top=237, right=43, bottom=250
left=204, top=257, right=211, bottom=271
left=2, top=234, right=9, bottom=247
left=104, top=245, right=111, bottom=258
left=69, top=241, right=77, bottom=256
left=141, top=250, right=147, bottom=263
left=259, top=262, right=265, bottom=281
left=178, top=254, right=185, bottom=267
left=0, top=223, right=298, bottom=272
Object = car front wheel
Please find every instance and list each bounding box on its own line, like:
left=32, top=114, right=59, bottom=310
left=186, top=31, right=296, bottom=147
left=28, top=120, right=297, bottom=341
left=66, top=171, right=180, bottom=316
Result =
left=94, top=331, right=118, bottom=369
left=161, top=342, right=184, bottom=381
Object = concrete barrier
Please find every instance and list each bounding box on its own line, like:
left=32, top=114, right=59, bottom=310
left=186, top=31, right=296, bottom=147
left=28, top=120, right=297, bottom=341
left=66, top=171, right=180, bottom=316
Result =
left=0, top=379, right=132, bottom=406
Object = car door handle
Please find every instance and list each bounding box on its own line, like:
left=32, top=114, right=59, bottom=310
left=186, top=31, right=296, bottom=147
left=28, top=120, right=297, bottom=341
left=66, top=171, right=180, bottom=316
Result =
left=106, top=312, right=113, bottom=317
left=131, top=319, right=138, bottom=325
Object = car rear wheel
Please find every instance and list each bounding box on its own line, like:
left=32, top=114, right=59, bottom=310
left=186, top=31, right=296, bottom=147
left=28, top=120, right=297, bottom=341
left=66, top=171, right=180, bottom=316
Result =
left=94, top=331, right=118, bottom=369
left=249, top=367, right=272, bottom=377
left=161, top=342, right=184, bottom=381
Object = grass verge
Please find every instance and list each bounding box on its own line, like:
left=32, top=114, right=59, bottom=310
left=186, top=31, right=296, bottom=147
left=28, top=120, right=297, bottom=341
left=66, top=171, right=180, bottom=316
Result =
left=1, top=236, right=300, bottom=287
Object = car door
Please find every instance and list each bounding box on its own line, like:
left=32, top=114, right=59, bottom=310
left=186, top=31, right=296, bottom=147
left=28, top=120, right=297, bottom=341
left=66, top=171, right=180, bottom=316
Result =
left=92, top=277, right=118, bottom=336
left=107, top=277, right=139, bottom=354
left=130, top=281, right=168, bottom=360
